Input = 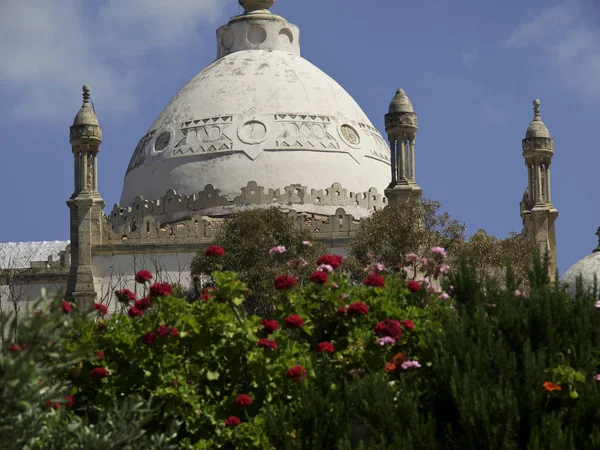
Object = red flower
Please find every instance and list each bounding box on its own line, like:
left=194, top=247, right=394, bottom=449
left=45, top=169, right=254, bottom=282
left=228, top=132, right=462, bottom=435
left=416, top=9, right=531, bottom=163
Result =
left=316, top=254, right=344, bottom=269
left=170, top=379, right=178, bottom=386
left=90, top=367, right=109, bottom=380
left=94, top=351, right=105, bottom=359
left=225, top=416, right=242, bottom=428
left=135, top=270, right=153, bottom=284
left=115, top=288, right=136, bottom=303
left=401, top=319, right=415, bottom=330
left=337, top=306, right=347, bottom=315
left=134, top=297, right=152, bottom=311
left=156, top=324, right=170, bottom=337
left=169, top=326, right=179, bottom=338
left=43, top=400, right=61, bottom=410
left=93, top=303, right=108, bottom=316
left=274, top=274, right=297, bottom=291
left=234, top=394, right=253, bottom=407
left=260, top=319, right=280, bottom=334
left=64, top=395, right=76, bottom=407
left=7, top=343, right=23, bottom=353
left=374, top=319, right=402, bottom=339
left=316, top=342, right=335, bottom=354
left=347, top=302, right=369, bottom=317
left=284, top=314, right=305, bottom=328
left=285, top=365, right=307, bottom=381
left=363, top=272, right=385, bottom=288
left=309, top=270, right=328, bottom=284
left=149, top=282, right=173, bottom=298
left=128, top=306, right=143, bottom=318
left=205, top=245, right=225, bottom=257
left=142, top=332, right=157, bottom=345
left=61, top=301, right=72, bottom=313
left=407, top=281, right=422, bottom=293
left=199, top=287, right=216, bottom=302
left=257, top=338, right=278, bottom=351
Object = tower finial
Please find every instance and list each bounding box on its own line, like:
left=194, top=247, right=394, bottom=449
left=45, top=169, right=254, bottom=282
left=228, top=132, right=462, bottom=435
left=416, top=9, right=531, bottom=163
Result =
left=239, top=0, right=274, bottom=13
left=533, top=98, right=541, bottom=120
left=82, top=84, right=91, bottom=104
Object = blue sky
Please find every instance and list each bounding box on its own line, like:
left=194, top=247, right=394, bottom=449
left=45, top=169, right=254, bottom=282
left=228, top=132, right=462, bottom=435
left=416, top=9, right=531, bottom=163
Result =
left=0, top=0, right=599, bottom=275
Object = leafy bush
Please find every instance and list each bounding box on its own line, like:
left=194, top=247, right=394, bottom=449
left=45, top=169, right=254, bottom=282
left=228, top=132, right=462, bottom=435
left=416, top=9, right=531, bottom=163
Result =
left=5, top=247, right=600, bottom=449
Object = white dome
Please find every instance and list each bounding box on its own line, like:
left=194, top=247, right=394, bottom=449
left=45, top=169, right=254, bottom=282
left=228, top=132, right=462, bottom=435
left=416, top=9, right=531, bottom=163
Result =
left=561, top=252, right=600, bottom=295
left=120, top=11, right=390, bottom=216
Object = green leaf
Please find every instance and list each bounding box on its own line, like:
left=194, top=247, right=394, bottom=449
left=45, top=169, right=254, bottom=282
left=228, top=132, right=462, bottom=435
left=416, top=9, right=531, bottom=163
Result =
left=206, top=371, right=220, bottom=381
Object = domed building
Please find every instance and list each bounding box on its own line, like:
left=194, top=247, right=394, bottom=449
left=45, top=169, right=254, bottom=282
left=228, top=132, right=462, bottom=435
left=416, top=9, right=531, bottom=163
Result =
left=0, top=0, right=558, bottom=308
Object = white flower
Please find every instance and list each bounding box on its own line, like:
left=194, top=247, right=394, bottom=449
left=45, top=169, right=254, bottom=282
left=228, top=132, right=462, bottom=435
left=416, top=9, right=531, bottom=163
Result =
left=317, top=264, right=334, bottom=273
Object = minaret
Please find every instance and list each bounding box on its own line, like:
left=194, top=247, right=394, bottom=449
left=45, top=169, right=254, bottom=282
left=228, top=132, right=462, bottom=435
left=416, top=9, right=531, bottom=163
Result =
left=520, top=99, right=558, bottom=277
left=384, top=89, right=422, bottom=204
left=65, top=85, right=104, bottom=309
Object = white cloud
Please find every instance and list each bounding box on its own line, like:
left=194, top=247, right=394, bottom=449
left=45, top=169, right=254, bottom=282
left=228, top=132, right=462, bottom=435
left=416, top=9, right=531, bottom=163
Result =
left=503, top=0, right=600, bottom=104
left=0, top=0, right=229, bottom=123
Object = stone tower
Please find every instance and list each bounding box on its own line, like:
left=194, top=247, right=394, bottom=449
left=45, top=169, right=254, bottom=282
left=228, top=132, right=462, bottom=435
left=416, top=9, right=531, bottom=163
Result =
left=65, top=85, right=105, bottom=309
left=520, top=99, right=558, bottom=277
left=384, top=89, right=422, bottom=203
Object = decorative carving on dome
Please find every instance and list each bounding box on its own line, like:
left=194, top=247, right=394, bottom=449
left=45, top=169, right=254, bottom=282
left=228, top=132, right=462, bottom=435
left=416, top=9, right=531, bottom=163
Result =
left=339, top=124, right=361, bottom=147
left=522, top=137, right=554, bottom=152
left=238, top=120, right=268, bottom=144
left=273, top=114, right=340, bottom=150
left=173, top=116, right=234, bottom=156
left=126, top=130, right=156, bottom=174
left=108, top=182, right=386, bottom=232
left=70, top=124, right=102, bottom=142
left=358, top=123, right=390, bottom=163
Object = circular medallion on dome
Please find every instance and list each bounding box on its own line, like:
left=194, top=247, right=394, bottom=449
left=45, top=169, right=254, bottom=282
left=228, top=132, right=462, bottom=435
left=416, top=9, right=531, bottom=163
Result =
left=239, top=120, right=268, bottom=144
left=247, top=26, right=267, bottom=45
left=279, top=28, right=293, bottom=47
left=340, top=124, right=360, bottom=146
left=153, top=130, right=172, bottom=153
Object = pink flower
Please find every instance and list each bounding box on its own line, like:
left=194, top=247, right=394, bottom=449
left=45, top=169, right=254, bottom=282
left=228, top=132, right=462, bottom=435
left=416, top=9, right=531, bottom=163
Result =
left=142, top=332, right=156, bottom=345
left=205, top=245, right=224, bottom=257
left=431, top=247, right=447, bottom=258
left=302, top=240, right=312, bottom=246
left=347, top=302, right=369, bottom=316
left=363, top=272, right=385, bottom=287
left=316, top=254, right=343, bottom=270
left=284, top=314, right=305, bottom=328
left=407, top=281, right=422, bottom=293
left=149, top=282, right=173, bottom=298
left=438, top=292, right=450, bottom=300
left=316, top=341, right=335, bottom=353
left=135, top=270, right=153, bottom=284
left=400, top=360, right=421, bottom=370
left=115, top=289, right=136, bottom=303
left=90, top=367, right=109, bottom=380
left=128, top=306, right=143, bottom=318
left=317, top=264, right=334, bottom=273
left=401, top=320, right=415, bottom=330
left=93, top=303, right=108, bottom=316
left=260, top=319, right=280, bottom=334
left=309, top=270, right=328, bottom=284
left=439, top=264, right=450, bottom=274
left=274, top=274, right=297, bottom=291
left=269, top=245, right=287, bottom=255
left=594, top=374, right=600, bottom=381
left=595, top=301, right=600, bottom=309
left=404, top=253, right=419, bottom=263
left=376, top=336, right=396, bottom=347
left=234, top=394, right=253, bottom=407
left=225, top=416, right=242, bottom=428
left=287, top=258, right=308, bottom=269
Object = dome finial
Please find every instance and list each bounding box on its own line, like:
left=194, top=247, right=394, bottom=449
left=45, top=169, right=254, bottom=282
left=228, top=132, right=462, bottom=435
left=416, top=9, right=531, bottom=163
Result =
left=239, top=0, right=274, bottom=13
left=82, top=84, right=91, bottom=104
left=533, top=98, right=541, bottom=121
